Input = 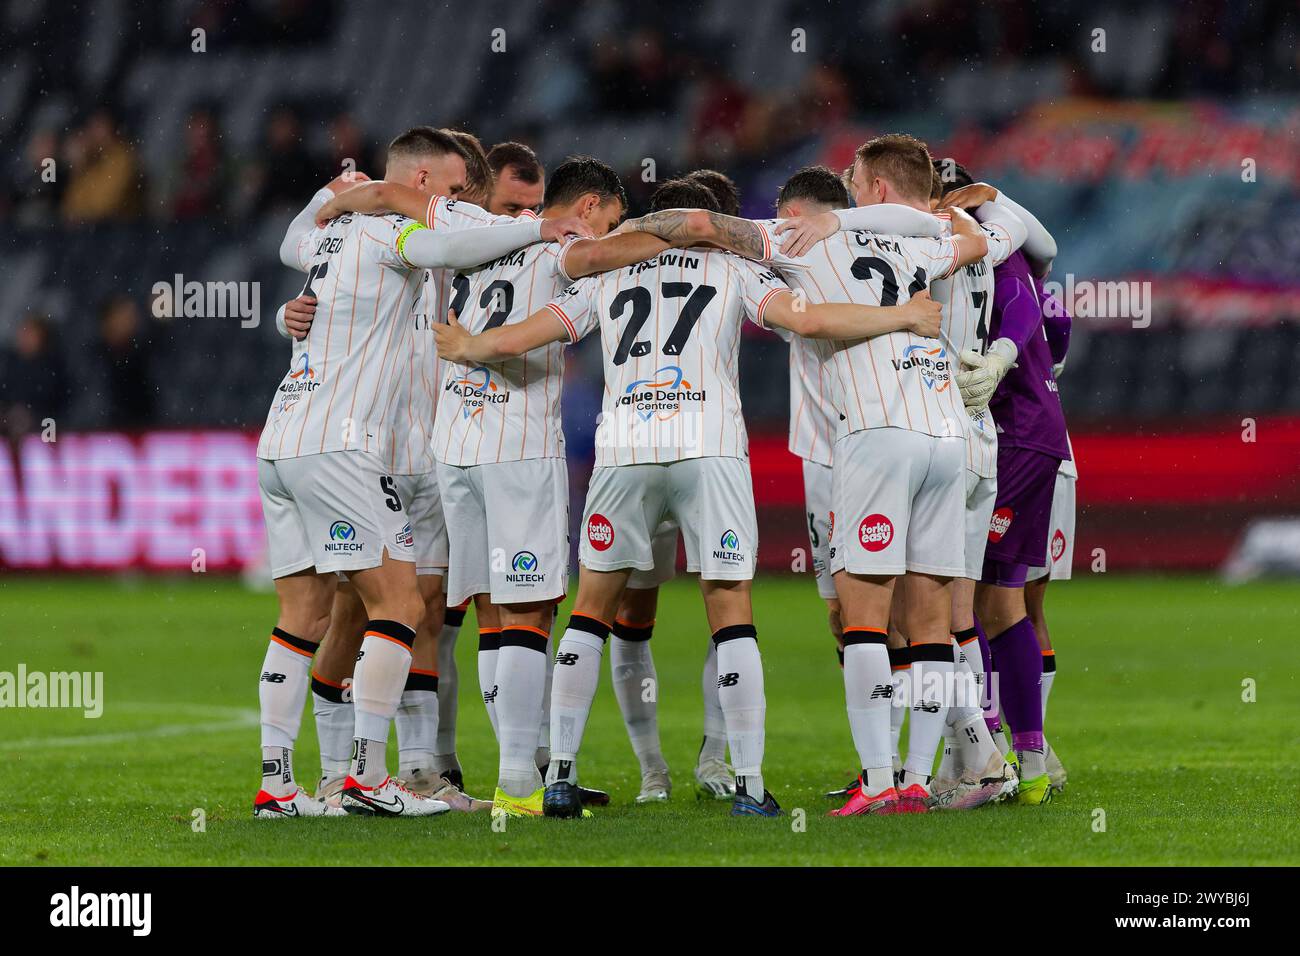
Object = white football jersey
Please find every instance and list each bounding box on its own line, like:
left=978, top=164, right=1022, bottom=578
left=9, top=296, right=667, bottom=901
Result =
left=785, top=331, right=837, bottom=466
left=547, top=249, right=790, bottom=465
left=258, top=212, right=425, bottom=461
left=753, top=220, right=964, bottom=441
left=389, top=198, right=542, bottom=475
left=929, top=212, right=1022, bottom=478
left=431, top=237, right=579, bottom=466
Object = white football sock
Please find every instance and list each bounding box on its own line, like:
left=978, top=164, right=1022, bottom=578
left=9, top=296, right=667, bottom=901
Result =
left=259, top=630, right=315, bottom=795
left=545, top=617, right=608, bottom=785
left=947, top=639, right=1002, bottom=774
left=495, top=629, right=550, bottom=797
left=261, top=745, right=297, bottom=798
left=699, top=640, right=728, bottom=764
left=395, top=675, right=439, bottom=775
left=433, top=607, right=465, bottom=771
left=535, top=632, right=554, bottom=771
left=888, top=647, right=910, bottom=766
left=477, top=628, right=501, bottom=740
left=1041, top=650, right=1056, bottom=725
left=713, top=627, right=765, bottom=799
left=610, top=633, right=667, bottom=774
left=843, top=630, right=893, bottom=793
left=259, top=630, right=314, bottom=750
left=310, top=674, right=353, bottom=778
left=902, top=645, right=953, bottom=786
left=350, top=621, right=415, bottom=785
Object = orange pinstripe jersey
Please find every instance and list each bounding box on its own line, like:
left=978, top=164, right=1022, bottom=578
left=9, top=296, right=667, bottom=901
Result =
left=431, top=236, right=579, bottom=466
left=753, top=219, right=965, bottom=442
left=258, top=212, right=424, bottom=461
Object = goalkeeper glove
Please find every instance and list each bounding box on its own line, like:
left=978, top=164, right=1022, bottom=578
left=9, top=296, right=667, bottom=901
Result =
left=956, top=337, right=1017, bottom=411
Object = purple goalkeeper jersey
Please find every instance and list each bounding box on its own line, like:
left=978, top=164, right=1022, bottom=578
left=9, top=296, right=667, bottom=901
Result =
left=988, top=251, right=1071, bottom=461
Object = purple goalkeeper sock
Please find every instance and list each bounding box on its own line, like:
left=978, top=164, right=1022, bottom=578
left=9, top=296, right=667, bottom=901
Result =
left=988, top=617, right=1044, bottom=752
left=973, top=615, right=1001, bottom=734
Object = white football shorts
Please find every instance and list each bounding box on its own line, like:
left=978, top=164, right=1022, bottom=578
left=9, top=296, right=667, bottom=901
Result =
left=580, top=457, right=757, bottom=581
left=437, top=457, right=569, bottom=606
left=394, top=470, right=449, bottom=576
left=258, top=450, right=415, bottom=579
left=963, top=468, right=998, bottom=581
left=802, top=458, right=837, bottom=600
left=1026, top=469, right=1076, bottom=582
left=828, top=427, right=966, bottom=579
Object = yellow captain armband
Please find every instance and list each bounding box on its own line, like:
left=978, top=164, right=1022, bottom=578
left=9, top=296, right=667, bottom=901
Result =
left=395, top=220, right=426, bottom=267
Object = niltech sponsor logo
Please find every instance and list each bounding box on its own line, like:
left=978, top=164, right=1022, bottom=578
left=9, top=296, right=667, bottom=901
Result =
left=507, top=550, right=543, bottom=584
left=713, top=528, right=744, bottom=564
left=326, top=519, right=364, bottom=553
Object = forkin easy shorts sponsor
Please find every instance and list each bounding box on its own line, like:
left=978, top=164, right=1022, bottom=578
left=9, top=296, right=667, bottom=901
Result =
left=829, top=427, right=966, bottom=578
left=580, top=457, right=757, bottom=581
left=627, top=520, right=679, bottom=590
left=394, top=470, right=449, bottom=576
left=963, top=468, right=998, bottom=581
left=981, top=446, right=1063, bottom=588
left=1026, top=469, right=1076, bottom=582
left=258, top=450, right=415, bottom=578
left=437, top=457, right=569, bottom=606
left=802, top=458, right=836, bottom=599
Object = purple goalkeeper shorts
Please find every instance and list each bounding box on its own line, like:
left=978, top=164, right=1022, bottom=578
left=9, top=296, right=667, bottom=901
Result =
left=981, top=447, right=1062, bottom=588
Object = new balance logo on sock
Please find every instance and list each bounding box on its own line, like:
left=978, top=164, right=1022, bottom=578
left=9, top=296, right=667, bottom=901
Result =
left=914, top=701, right=941, bottom=714
left=483, top=684, right=498, bottom=703
left=554, top=653, right=580, bottom=666
left=717, top=672, right=740, bottom=687
left=260, top=671, right=286, bottom=683
left=869, top=684, right=893, bottom=699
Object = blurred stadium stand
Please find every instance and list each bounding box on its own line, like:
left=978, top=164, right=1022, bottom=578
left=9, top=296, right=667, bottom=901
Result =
left=2, top=0, right=1298, bottom=573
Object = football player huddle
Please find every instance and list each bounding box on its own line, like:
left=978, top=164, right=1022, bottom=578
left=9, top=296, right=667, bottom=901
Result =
left=251, top=125, right=1075, bottom=821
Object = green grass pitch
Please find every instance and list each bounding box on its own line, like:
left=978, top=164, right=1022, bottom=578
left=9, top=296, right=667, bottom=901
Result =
left=2, top=574, right=1297, bottom=866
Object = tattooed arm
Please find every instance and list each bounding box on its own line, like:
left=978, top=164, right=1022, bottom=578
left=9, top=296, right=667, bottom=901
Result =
left=621, top=208, right=770, bottom=260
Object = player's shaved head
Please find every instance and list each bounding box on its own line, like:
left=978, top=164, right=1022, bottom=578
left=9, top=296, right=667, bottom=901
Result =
left=384, top=125, right=468, bottom=196
left=444, top=128, right=493, bottom=206
left=776, top=165, right=850, bottom=213
left=686, top=169, right=740, bottom=216
left=853, top=133, right=934, bottom=205
left=649, top=178, right=720, bottom=213
left=931, top=157, right=975, bottom=196
left=387, top=125, right=464, bottom=168
left=544, top=155, right=627, bottom=212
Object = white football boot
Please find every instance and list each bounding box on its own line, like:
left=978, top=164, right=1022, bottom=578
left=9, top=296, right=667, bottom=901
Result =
left=254, top=787, right=345, bottom=819
left=340, top=775, right=451, bottom=817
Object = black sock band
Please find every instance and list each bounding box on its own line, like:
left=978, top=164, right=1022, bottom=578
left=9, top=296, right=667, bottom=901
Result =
left=910, top=642, right=955, bottom=664
left=567, top=614, right=611, bottom=641
left=842, top=627, right=888, bottom=647
left=270, top=627, right=317, bottom=656
left=887, top=645, right=910, bottom=669
left=711, top=624, right=757, bottom=645
left=952, top=626, right=980, bottom=646
left=365, top=619, right=416, bottom=651
left=1042, top=651, right=1057, bottom=674
left=310, top=674, right=346, bottom=702
left=445, top=607, right=468, bottom=628
left=500, top=626, right=549, bottom=652
left=478, top=629, right=501, bottom=652
left=405, top=670, right=440, bottom=692
left=612, top=619, right=654, bottom=642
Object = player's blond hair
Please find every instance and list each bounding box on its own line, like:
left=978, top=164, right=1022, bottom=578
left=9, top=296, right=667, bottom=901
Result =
left=854, top=133, right=934, bottom=204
